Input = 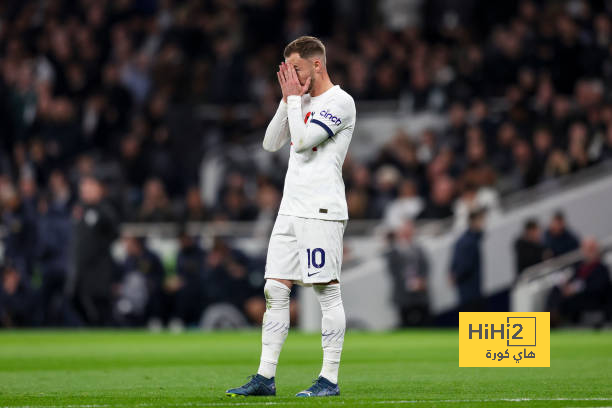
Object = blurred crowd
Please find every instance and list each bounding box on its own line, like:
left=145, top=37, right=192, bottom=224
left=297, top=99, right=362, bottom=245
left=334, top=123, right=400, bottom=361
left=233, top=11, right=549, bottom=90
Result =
left=0, top=174, right=293, bottom=328
left=4, top=0, right=612, bottom=225
left=3, top=0, right=612, bottom=326
left=387, top=210, right=611, bottom=327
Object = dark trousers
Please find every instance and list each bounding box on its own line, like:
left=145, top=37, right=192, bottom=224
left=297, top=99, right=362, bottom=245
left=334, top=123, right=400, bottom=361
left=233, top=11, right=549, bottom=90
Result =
left=399, top=304, right=430, bottom=327
left=173, top=282, right=204, bottom=324
left=41, top=271, right=66, bottom=326
left=547, top=286, right=610, bottom=326
left=458, top=298, right=484, bottom=313
left=74, top=291, right=112, bottom=326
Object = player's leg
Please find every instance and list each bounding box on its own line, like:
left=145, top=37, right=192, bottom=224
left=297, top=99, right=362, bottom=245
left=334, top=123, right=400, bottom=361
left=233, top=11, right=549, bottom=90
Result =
left=294, top=280, right=345, bottom=397
left=226, top=279, right=292, bottom=397
left=314, top=280, right=345, bottom=385
left=257, top=278, right=292, bottom=379
left=295, top=218, right=346, bottom=397
left=226, top=215, right=300, bottom=397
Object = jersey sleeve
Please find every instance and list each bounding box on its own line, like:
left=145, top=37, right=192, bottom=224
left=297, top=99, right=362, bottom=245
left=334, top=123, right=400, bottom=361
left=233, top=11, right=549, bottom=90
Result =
left=310, top=96, right=354, bottom=139
left=262, top=100, right=290, bottom=152
left=286, top=94, right=354, bottom=154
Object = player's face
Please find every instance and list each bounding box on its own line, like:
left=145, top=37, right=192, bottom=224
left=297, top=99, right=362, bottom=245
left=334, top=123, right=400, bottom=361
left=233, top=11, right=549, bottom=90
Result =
left=286, top=53, right=314, bottom=93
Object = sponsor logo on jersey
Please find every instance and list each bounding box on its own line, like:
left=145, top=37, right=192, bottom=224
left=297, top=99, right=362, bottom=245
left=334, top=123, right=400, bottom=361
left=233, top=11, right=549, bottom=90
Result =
left=319, top=109, right=342, bottom=126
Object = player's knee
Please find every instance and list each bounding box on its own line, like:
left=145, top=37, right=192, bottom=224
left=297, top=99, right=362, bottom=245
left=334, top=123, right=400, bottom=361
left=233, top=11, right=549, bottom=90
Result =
left=264, top=279, right=291, bottom=310
left=314, top=283, right=343, bottom=311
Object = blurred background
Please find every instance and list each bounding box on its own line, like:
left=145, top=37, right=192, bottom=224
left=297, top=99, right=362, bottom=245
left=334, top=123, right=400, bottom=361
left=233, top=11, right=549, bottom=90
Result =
left=1, top=0, right=611, bottom=331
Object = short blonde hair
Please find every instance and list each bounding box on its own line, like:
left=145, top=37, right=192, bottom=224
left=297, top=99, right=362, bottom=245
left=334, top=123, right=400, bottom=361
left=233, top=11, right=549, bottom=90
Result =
left=283, top=36, right=326, bottom=64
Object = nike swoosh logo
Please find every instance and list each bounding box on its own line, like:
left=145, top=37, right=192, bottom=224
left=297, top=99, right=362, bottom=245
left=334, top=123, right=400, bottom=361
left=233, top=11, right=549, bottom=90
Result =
left=307, top=271, right=320, bottom=277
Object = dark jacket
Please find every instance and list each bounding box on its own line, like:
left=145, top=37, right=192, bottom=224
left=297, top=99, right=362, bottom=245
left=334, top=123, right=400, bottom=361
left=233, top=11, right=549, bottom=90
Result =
left=387, top=244, right=429, bottom=308
left=177, top=244, right=206, bottom=283
left=0, top=277, right=34, bottom=327
left=451, top=229, right=483, bottom=304
left=2, top=200, right=38, bottom=276
left=571, top=260, right=611, bottom=299
left=74, top=202, right=118, bottom=298
left=544, top=229, right=579, bottom=257
left=37, top=204, right=72, bottom=277
left=123, top=248, right=165, bottom=298
left=207, top=249, right=262, bottom=308
left=418, top=201, right=453, bottom=220
left=514, top=238, right=546, bottom=275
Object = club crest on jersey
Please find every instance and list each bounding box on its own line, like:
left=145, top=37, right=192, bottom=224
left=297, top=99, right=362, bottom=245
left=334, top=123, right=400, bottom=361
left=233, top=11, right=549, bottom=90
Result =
left=304, top=111, right=315, bottom=124
left=319, top=109, right=342, bottom=126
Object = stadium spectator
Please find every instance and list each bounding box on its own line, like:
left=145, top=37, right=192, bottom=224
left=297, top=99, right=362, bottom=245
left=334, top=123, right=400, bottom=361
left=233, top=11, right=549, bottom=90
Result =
left=167, top=230, right=206, bottom=326
left=532, top=127, right=554, bottom=180
left=1, top=178, right=38, bottom=277
left=547, top=237, right=612, bottom=326
left=119, top=236, right=166, bottom=326
left=386, top=220, right=430, bottom=326
left=253, top=181, right=281, bottom=239
left=370, top=165, right=401, bottom=219
left=36, top=171, right=73, bottom=325
left=513, top=219, right=550, bottom=276
left=346, top=188, right=372, bottom=220
left=544, top=211, right=580, bottom=257
left=205, top=237, right=265, bottom=325
left=492, top=122, right=518, bottom=176
left=373, top=132, right=426, bottom=190
left=0, top=263, right=35, bottom=327
left=418, top=174, right=455, bottom=220
left=508, top=139, right=540, bottom=190
left=567, top=122, right=594, bottom=173
left=452, top=180, right=499, bottom=230
left=543, top=149, right=571, bottom=182
left=181, top=186, right=209, bottom=222
left=384, top=179, right=424, bottom=229
left=71, top=176, right=119, bottom=326
left=345, top=163, right=376, bottom=219
left=599, top=126, right=612, bottom=162
left=450, top=208, right=486, bottom=312
left=136, top=178, right=175, bottom=222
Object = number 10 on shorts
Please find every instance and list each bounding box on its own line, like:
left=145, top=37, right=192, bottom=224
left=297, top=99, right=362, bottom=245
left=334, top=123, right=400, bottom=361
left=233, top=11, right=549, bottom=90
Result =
left=306, top=248, right=326, bottom=269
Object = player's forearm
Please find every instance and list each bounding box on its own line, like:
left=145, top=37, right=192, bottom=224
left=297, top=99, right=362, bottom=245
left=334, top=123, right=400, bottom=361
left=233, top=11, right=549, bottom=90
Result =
left=287, top=95, right=329, bottom=153
left=263, top=100, right=290, bottom=152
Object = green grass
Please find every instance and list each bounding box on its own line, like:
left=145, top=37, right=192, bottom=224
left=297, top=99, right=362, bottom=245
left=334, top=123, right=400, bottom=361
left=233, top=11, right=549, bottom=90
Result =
left=0, top=329, right=611, bottom=407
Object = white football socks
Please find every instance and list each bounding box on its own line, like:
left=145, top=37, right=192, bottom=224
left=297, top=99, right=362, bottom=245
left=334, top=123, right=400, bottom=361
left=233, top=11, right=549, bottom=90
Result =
left=257, top=279, right=291, bottom=379
left=314, top=283, right=346, bottom=384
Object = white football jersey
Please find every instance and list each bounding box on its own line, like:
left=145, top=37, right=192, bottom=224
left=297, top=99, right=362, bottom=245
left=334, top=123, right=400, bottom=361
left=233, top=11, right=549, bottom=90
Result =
left=266, top=85, right=356, bottom=220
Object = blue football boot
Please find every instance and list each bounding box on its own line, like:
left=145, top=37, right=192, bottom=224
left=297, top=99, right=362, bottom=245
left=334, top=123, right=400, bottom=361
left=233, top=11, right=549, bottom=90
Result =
left=226, top=374, right=276, bottom=397
left=295, top=376, right=340, bottom=397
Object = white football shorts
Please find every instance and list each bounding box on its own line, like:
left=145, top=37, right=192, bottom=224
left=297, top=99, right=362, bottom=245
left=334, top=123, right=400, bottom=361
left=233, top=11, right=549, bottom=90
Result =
left=264, top=214, right=347, bottom=285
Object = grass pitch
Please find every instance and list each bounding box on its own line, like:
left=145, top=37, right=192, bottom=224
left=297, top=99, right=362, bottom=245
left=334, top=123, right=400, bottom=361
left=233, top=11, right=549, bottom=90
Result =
left=0, top=329, right=611, bottom=407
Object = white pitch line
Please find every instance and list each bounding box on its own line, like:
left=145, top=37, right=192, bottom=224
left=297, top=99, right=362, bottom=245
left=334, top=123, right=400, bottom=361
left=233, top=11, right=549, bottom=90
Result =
left=373, top=398, right=612, bottom=404
left=3, top=398, right=612, bottom=408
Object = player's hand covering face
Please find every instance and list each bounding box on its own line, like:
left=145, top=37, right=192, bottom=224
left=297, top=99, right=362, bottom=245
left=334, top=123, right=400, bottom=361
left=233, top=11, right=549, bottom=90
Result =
left=277, top=61, right=312, bottom=102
